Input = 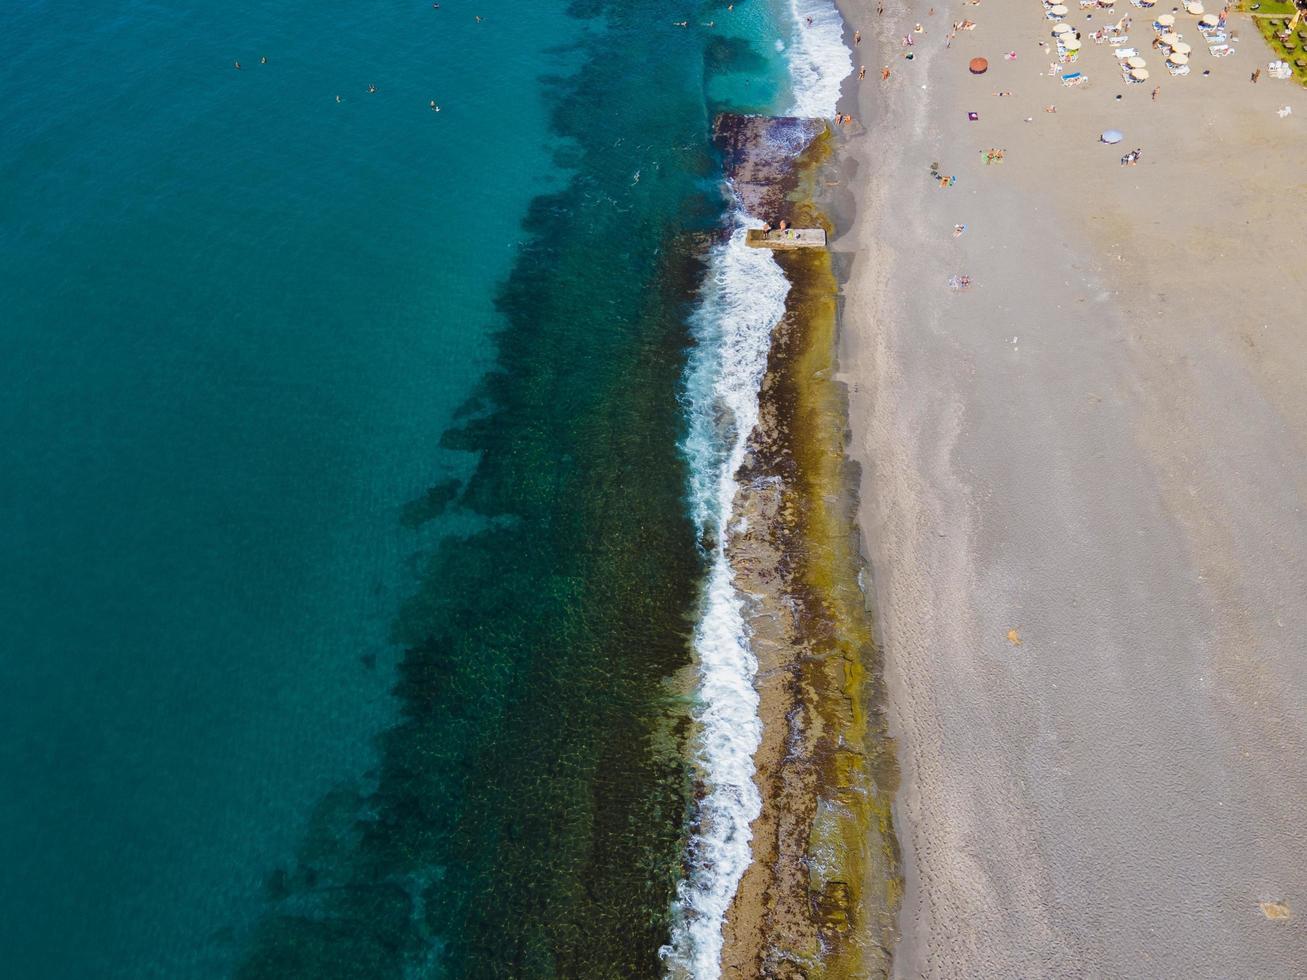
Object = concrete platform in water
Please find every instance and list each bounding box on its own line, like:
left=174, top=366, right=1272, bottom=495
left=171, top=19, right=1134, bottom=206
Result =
left=745, top=228, right=826, bottom=249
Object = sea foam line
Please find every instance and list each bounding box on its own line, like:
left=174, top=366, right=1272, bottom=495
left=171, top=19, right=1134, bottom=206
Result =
left=784, top=0, right=853, bottom=119
left=663, top=3, right=850, bottom=977
left=662, top=218, right=789, bottom=980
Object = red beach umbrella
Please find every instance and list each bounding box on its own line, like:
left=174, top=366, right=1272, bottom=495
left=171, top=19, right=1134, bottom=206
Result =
left=969, top=57, right=989, bottom=74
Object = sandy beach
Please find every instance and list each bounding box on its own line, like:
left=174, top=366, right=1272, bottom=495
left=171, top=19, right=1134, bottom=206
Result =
left=829, top=0, right=1307, bottom=974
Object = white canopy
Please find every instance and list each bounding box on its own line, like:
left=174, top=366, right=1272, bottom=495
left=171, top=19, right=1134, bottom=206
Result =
left=1157, top=13, right=1176, bottom=26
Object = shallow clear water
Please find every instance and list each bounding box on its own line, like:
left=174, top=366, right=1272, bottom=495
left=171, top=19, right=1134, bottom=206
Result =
left=0, top=0, right=845, bottom=975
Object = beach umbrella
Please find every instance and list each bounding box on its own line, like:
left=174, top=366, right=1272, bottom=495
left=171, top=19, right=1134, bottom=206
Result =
left=1050, top=4, right=1069, bottom=15
left=1169, top=51, right=1190, bottom=64
left=1157, top=13, right=1176, bottom=26
left=1053, top=22, right=1073, bottom=33
left=1186, top=1, right=1204, bottom=14
left=1172, top=41, right=1192, bottom=54
left=1100, top=0, right=1116, bottom=5
left=1126, top=55, right=1147, bottom=68
left=1131, top=66, right=1151, bottom=79
left=1101, top=129, right=1125, bottom=143
left=1160, top=31, right=1180, bottom=44
left=1200, top=13, right=1219, bottom=26
left=1064, top=36, right=1082, bottom=49
left=969, top=56, right=989, bottom=73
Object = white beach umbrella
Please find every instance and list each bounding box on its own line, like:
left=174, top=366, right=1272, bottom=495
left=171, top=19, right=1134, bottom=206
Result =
left=1168, top=51, right=1189, bottom=64
left=1126, top=55, right=1147, bottom=68
left=1200, top=13, right=1219, bottom=26
left=1064, top=36, right=1083, bottom=49
left=1157, top=13, right=1176, bottom=26
left=1172, top=41, right=1192, bottom=54
left=1130, top=66, right=1150, bottom=80
left=1053, top=22, right=1073, bottom=33
left=1050, top=4, right=1070, bottom=16
left=1186, top=1, right=1204, bottom=14
left=1160, top=31, right=1180, bottom=45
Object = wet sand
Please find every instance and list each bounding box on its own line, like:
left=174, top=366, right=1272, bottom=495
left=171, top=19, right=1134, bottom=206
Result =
left=831, top=0, right=1307, bottom=974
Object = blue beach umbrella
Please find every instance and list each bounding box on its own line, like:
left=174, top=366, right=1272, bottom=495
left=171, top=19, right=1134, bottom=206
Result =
left=1101, top=129, right=1124, bottom=144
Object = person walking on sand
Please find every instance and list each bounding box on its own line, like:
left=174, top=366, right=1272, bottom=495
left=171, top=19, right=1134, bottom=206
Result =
left=1152, top=85, right=1159, bottom=101
left=1251, top=68, right=1261, bottom=83
left=855, top=30, right=862, bottom=45
left=859, top=65, right=867, bottom=80
left=881, top=65, right=891, bottom=80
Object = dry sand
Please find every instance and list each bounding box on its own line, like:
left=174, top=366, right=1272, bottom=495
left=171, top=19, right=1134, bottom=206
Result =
left=830, top=0, right=1307, bottom=974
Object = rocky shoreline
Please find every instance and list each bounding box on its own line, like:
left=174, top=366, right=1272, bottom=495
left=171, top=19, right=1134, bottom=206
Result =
left=712, top=115, right=900, bottom=979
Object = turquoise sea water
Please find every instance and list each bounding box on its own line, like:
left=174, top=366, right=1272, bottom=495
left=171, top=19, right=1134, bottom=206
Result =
left=0, top=0, right=829, bottom=976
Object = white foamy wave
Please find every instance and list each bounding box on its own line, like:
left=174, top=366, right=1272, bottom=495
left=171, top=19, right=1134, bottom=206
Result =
left=663, top=219, right=790, bottom=980
left=784, top=0, right=852, bottom=118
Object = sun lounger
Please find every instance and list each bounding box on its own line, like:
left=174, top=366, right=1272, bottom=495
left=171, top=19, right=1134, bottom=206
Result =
left=1208, top=43, right=1232, bottom=56
left=1203, top=32, right=1228, bottom=44
left=1108, top=36, right=1130, bottom=45
left=1167, top=62, right=1191, bottom=75
left=1115, top=47, right=1140, bottom=58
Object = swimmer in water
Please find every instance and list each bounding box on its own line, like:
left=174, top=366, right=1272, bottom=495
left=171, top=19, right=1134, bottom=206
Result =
left=233, top=60, right=241, bottom=69
left=260, top=56, right=267, bottom=64
left=368, top=83, right=377, bottom=93
left=430, top=100, right=441, bottom=111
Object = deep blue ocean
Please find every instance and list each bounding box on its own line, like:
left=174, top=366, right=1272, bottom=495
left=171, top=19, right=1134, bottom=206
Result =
left=0, top=1, right=843, bottom=976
